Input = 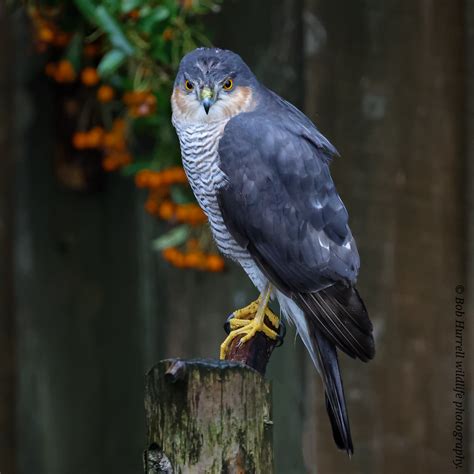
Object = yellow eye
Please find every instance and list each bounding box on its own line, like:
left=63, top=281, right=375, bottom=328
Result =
left=223, top=79, right=233, bottom=91
left=185, top=80, right=194, bottom=91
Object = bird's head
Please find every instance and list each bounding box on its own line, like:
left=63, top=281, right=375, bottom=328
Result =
left=172, top=48, right=259, bottom=123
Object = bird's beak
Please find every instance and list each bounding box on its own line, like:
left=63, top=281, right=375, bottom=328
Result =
left=200, top=87, right=215, bottom=114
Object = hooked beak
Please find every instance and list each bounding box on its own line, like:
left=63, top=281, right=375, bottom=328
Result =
left=200, top=87, right=215, bottom=114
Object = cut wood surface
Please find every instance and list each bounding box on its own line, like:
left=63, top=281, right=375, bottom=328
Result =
left=144, top=359, right=273, bottom=473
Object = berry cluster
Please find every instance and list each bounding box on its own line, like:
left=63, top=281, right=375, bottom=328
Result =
left=25, top=0, right=224, bottom=272
left=162, top=241, right=224, bottom=272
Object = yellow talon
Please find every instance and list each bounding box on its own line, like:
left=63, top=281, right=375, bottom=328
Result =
left=220, top=283, right=280, bottom=359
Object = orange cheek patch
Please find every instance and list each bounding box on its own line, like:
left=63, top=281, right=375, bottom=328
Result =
left=216, top=86, right=255, bottom=119
left=171, top=88, right=189, bottom=118
left=229, top=86, right=254, bottom=113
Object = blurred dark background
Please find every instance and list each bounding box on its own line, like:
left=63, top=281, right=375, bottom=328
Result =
left=1, top=1, right=473, bottom=473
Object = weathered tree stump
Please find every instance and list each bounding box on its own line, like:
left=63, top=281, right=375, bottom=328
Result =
left=144, top=359, right=273, bottom=473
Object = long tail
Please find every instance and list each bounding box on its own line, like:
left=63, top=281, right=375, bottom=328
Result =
left=305, top=315, right=354, bottom=455
left=286, top=284, right=374, bottom=455
left=279, top=284, right=373, bottom=455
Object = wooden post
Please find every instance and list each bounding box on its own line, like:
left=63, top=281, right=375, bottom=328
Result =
left=144, top=359, right=274, bottom=473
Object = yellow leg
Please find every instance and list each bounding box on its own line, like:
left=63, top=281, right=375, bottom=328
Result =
left=220, top=282, right=280, bottom=359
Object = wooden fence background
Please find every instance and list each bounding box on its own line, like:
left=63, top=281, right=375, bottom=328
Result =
left=1, top=1, right=473, bottom=473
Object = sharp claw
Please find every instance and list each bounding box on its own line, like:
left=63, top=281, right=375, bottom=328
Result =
left=223, top=313, right=234, bottom=335
left=275, top=319, right=286, bottom=347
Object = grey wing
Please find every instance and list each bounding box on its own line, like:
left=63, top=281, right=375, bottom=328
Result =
left=218, top=112, right=358, bottom=293
left=217, top=112, right=374, bottom=361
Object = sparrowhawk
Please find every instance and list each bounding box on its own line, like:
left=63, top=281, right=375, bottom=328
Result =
left=171, top=47, right=375, bottom=455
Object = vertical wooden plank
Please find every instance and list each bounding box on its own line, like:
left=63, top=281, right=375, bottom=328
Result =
left=303, top=1, right=466, bottom=473
left=14, top=62, right=147, bottom=474
left=0, top=5, right=16, bottom=474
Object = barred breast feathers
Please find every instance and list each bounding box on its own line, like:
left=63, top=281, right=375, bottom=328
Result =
left=171, top=84, right=260, bottom=267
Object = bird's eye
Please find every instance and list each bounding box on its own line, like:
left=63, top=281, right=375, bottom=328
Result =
left=223, top=79, right=233, bottom=91
left=185, top=80, right=194, bottom=91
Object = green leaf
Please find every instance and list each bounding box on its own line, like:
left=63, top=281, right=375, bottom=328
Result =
left=163, top=0, right=179, bottom=16
left=151, top=6, right=170, bottom=22
left=140, top=6, right=170, bottom=34
left=152, top=225, right=189, bottom=251
left=121, top=161, right=154, bottom=176
left=121, top=0, right=141, bottom=14
left=95, top=6, right=135, bottom=55
left=98, top=49, right=126, bottom=77
left=73, top=0, right=134, bottom=55
left=64, top=32, right=83, bottom=71
left=73, top=0, right=96, bottom=20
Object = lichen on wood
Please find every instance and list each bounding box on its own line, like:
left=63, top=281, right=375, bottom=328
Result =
left=144, top=359, right=273, bottom=473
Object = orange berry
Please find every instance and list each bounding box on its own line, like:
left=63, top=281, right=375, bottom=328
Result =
left=125, top=91, right=157, bottom=117
left=173, top=251, right=186, bottom=268
left=162, top=27, right=174, bottom=41
left=187, top=205, right=207, bottom=225
left=103, top=133, right=116, bottom=148
left=72, top=132, right=87, bottom=149
left=162, top=247, right=178, bottom=262
left=55, top=60, right=76, bottom=83
left=162, top=166, right=187, bottom=184
left=105, top=152, right=131, bottom=169
left=206, top=254, right=225, bottom=272
left=127, top=9, right=140, bottom=20
left=103, top=132, right=126, bottom=151
left=81, top=67, right=99, bottom=86
left=144, top=197, right=159, bottom=215
left=38, top=27, right=54, bottom=43
left=128, top=103, right=151, bottom=117
left=158, top=200, right=175, bottom=220
left=184, top=251, right=204, bottom=268
left=102, top=155, right=120, bottom=172
left=84, top=44, right=100, bottom=57
left=123, top=91, right=142, bottom=105
left=148, top=172, right=164, bottom=188
left=87, top=126, right=104, bottom=148
left=171, top=167, right=187, bottom=183
left=159, top=169, right=173, bottom=185
left=135, top=170, right=150, bottom=188
left=181, top=0, right=194, bottom=11
left=97, top=85, right=115, bottom=103
left=119, top=153, right=132, bottom=166
left=175, top=205, right=189, bottom=222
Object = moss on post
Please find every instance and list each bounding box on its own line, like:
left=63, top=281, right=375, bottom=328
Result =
left=144, top=359, right=273, bottom=473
